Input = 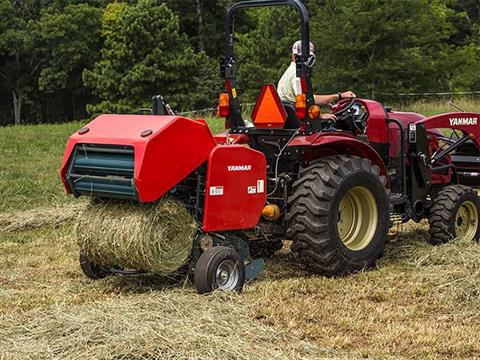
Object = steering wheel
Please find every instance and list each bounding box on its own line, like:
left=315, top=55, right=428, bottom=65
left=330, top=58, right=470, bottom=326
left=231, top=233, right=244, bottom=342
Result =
left=332, top=98, right=356, bottom=117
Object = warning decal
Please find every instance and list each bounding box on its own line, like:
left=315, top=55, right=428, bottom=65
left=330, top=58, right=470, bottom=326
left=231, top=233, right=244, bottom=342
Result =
left=248, top=186, right=257, bottom=194
left=257, top=179, right=264, bottom=193
left=209, top=186, right=224, bottom=196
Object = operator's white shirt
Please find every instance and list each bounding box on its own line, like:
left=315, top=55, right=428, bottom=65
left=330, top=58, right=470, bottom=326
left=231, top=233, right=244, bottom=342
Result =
left=277, top=62, right=297, bottom=103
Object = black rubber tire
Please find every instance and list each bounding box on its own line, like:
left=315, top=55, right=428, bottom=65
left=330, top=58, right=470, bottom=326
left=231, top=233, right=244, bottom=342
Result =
left=428, top=185, right=480, bottom=245
left=79, top=251, right=110, bottom=280
left=287, top=155, right=389, bottom=276
left=194, top=246, right=246, bottom=294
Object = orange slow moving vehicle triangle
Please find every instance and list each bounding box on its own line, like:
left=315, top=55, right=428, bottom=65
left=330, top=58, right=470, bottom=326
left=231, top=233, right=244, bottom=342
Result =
left=251, top=84, right=287, bottom=129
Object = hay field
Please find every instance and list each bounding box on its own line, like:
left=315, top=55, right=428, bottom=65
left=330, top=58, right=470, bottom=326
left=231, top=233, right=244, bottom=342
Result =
left=395, top=98, right=479, bottom=117
left=1, top=102, right=480, bottom=359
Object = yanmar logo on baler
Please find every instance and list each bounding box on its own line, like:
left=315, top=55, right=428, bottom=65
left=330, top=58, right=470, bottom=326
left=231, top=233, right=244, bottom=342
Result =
left=227, top=165, right=252, bottom=172
left=449, top=117, right=478, bottom=126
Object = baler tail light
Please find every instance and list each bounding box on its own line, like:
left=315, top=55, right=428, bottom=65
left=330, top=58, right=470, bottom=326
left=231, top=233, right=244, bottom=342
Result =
left=295, top=94, right=307, bottom=120
left=218, top=93, right=230, bottom=117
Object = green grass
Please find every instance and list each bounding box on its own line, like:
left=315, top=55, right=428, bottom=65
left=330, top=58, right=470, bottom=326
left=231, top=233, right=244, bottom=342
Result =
left=0, top=122, right=83, bottom=213
left=205, top=117, right=226, bottom=134
left=396, top=99, right=480, bottom=117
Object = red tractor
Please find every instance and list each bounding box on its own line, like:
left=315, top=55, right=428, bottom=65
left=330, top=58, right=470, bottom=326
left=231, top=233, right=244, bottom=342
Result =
left=61, top=0, right=480, bottom=293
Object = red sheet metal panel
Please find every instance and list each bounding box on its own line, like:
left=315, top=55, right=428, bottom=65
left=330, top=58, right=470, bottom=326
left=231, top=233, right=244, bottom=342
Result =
left=60, top=114, right=216, bottom=202
left=202, top=145, right=267, bottom=232
left=418, top=112, right=480, bottom=149
left=288, top=132, right=389, bottom=186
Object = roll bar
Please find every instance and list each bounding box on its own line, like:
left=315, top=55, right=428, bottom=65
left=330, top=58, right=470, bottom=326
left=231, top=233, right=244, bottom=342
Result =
left=226, top=0, right=310, bottom=60
left=222, top=0, right=315, bottom=132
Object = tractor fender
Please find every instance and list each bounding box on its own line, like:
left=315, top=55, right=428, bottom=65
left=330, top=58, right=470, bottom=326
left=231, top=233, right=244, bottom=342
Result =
left=289, top=133, right=389, bottom=187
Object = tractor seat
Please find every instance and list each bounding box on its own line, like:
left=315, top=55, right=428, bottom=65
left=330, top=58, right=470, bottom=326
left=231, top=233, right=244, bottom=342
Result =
left=282, top=101, right=301, bottom=129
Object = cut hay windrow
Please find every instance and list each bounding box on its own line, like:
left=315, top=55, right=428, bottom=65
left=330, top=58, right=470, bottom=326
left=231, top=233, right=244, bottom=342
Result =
left=76, top=198, right=196, bottom=275
left=0, top=291, right=326, bottom=359
left=0, top=204, right=85, bottom=233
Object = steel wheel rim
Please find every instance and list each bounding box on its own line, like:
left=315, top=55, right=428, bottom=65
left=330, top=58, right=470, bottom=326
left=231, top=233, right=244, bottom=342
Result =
left=455, top=200, right=478, bottom=241
left=215, top=259, right=240, bottom=290
left=337, top=186, right=378, bottom=251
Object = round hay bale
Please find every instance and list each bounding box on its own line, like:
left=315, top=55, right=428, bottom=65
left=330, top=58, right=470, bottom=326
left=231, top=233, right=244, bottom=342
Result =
left=76, top=198, right=196, bottom=275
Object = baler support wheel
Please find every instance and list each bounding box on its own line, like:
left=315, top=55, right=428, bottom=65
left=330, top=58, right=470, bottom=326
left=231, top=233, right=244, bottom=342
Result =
left=194, top=246, right=246, bottom=294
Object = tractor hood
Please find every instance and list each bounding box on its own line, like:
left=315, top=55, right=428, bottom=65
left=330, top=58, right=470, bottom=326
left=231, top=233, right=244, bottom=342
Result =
left=389, top=111, right=426, bottom=127
left=60, top=114, right=216, bottom=202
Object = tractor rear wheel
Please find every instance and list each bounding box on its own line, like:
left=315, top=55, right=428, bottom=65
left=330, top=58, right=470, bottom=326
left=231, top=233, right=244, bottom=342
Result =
left=428, top=185, right=480, bottom=244
left=287, top=155, right=389, bottom=276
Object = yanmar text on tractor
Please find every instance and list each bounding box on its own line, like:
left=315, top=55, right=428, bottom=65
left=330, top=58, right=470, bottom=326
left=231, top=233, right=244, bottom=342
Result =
left=61, top=0, right=480, bottom=294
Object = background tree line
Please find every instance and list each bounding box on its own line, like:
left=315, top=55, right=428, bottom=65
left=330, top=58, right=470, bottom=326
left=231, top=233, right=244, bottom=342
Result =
left=0, top=0, right=478, bottom=125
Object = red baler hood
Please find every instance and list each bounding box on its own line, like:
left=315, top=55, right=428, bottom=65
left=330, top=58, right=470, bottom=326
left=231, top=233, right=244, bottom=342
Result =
left=60, top=114, right=216, bottom=202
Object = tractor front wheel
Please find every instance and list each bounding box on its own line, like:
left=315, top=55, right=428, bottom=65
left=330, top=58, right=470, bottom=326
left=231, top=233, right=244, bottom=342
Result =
left=287, top=155, right=389, bottom=276
left=428, top=185, right=480, bottom=244
left=194, top=246, right=246, bottom=294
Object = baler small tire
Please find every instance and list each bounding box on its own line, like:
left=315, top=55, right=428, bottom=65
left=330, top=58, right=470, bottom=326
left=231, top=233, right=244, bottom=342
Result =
left=194, top=246, right=246, bottom=294
left=428, top=185, right=480, bottom=245
left=79, top=251, right=110, bottom=280
left=287, top=155, right=389, bottom=276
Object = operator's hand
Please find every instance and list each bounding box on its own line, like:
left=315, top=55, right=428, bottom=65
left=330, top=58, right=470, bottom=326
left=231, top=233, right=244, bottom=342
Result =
left=341, top=91, right=356, bottom=99
left=320, top=113, right=337, bottom=122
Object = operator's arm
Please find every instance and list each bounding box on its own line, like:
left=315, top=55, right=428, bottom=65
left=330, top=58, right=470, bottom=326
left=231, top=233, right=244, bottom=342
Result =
left=314, top=91, right=356, bottom=106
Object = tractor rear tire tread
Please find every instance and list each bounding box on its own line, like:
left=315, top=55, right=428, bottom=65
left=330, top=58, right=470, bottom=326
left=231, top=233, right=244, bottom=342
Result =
left=287, top=155, right=389, bottom=276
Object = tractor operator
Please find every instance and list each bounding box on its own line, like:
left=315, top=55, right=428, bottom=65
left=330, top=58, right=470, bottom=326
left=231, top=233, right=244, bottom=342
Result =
left=278, top=40, right=356, bottom=122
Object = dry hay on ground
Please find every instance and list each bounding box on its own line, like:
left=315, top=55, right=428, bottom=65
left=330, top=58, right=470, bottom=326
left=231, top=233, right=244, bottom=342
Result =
left=0, top=204, right=84, bottom=233
left=0, top=291, right=329, bottom=360
left=76, top=198, right=196, bottom=275
left=248, top=222, right=480, bottom=358
left=1, top=218, right=480, bottom=358
left=386, top=222, right=480, bottom=312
